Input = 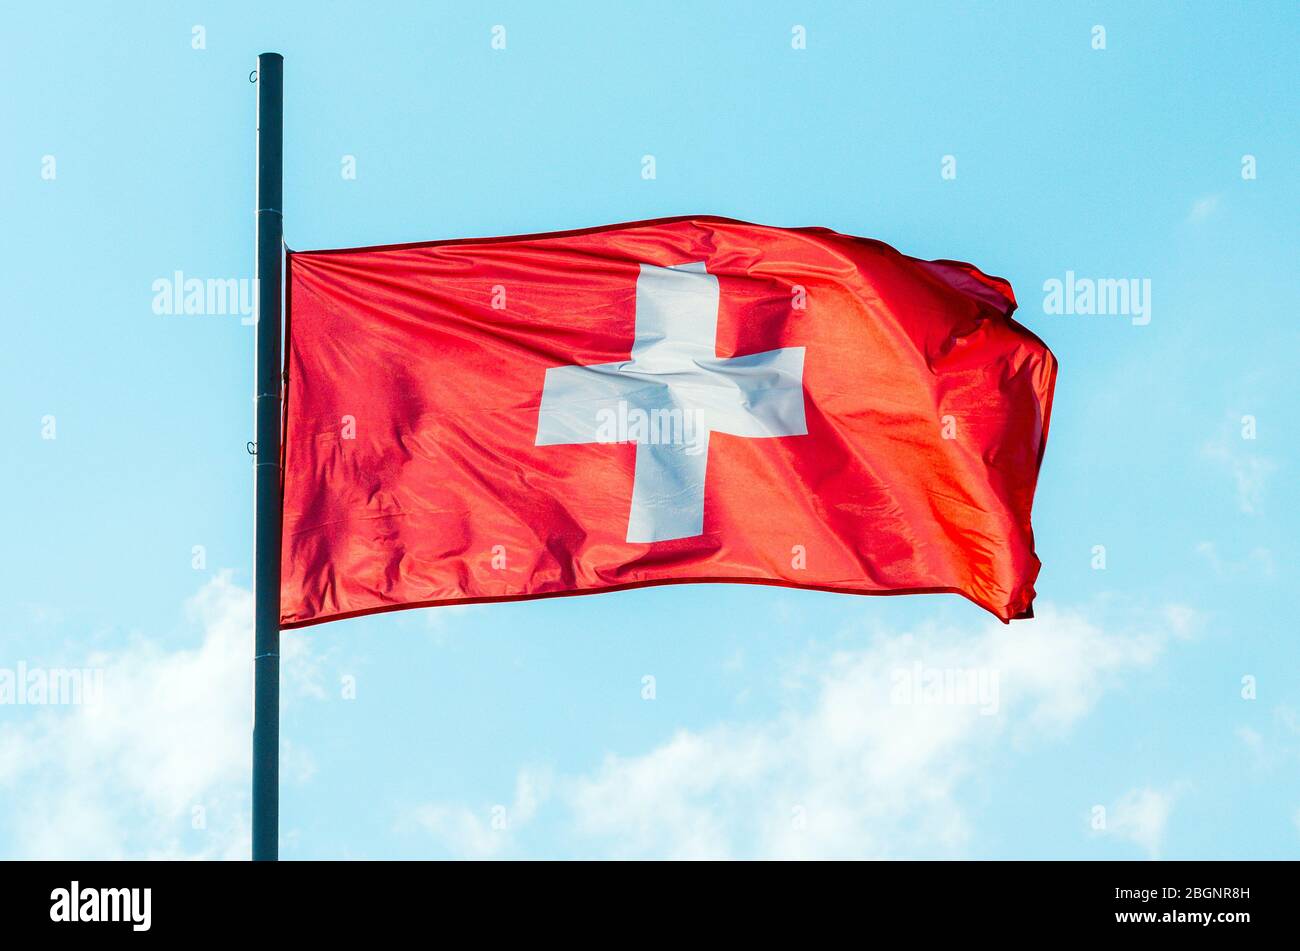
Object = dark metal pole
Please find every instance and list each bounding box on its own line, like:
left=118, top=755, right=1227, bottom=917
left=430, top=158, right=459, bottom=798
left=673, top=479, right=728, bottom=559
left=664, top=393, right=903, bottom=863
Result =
left=253, top=51, right=283, bottom=862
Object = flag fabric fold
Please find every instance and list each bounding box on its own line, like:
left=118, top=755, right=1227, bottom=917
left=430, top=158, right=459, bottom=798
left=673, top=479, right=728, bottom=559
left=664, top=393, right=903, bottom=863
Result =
left=281, top=216, right=1056, bottom=627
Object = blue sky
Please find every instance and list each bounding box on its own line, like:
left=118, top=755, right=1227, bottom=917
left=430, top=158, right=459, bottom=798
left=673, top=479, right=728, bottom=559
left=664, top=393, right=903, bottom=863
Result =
left=1, top=1, right=1296, bottom=859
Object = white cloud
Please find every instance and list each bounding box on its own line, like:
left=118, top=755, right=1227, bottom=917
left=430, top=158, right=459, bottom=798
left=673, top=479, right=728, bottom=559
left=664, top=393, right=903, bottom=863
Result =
left=409, top=770, right=549, bottom=858
left=413, top=602, right=1191, bottom=859
left=1201, top=430, right=1276, bottom=515
left=1187, top=194, right=1220, bottom=223
left=1236, top=725, right=1263, bottom=753
left=1195, top=541, right=1275, bottom=579
left=0, top=574, right=315, bottom=859
left=1105, top=787, right=1175, bottom=859
left=415, top=603, right=474, bottom=647
left=1239, top=704, right=1300, bottom=772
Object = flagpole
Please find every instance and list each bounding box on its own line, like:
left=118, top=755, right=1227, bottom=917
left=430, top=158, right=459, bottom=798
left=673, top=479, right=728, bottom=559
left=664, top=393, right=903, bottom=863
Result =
left=252, top=51, right=284, bottom=862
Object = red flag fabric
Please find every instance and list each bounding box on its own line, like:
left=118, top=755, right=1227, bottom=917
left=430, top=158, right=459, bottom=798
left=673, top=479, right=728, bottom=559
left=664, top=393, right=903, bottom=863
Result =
left=281, top=216, right=1056, bottom=627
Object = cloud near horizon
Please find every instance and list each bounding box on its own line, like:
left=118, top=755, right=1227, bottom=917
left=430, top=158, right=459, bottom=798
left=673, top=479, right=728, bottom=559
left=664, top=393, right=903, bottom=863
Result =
left=411, top=601, right=1194, bottom=859
left=0, top=574, right=317, bottom=859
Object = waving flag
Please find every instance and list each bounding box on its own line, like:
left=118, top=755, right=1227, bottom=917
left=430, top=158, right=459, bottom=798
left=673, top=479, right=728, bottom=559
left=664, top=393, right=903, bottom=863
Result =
left=280, top=216, right=1056, bottom=627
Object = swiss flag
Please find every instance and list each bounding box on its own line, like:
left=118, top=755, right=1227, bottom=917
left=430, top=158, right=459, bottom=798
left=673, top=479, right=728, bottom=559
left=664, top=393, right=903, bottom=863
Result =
left=281, top=216, right=1056, bottom=626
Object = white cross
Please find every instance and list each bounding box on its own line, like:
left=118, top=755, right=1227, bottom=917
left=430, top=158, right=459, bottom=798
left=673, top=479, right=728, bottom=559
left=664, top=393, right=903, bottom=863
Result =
left=535, top=261, right=807, bottom=542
